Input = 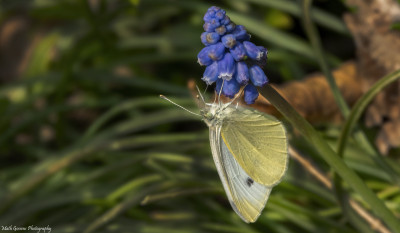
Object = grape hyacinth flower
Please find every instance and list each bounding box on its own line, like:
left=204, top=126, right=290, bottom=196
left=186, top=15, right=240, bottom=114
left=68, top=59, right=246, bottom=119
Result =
left=198, top=6, right=269, bottom=104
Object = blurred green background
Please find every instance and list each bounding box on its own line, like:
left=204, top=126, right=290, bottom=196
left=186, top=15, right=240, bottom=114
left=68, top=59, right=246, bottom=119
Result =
left=0, top=0, right=398, bottom=232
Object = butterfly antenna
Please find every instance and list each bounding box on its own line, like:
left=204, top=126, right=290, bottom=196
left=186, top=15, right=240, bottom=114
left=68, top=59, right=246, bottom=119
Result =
left=195, top=85, right=206, bottom=104
left=160, top=95, right=201, bottom=116
left=230, top=86, right=245, bottom=106
left=203, top=85, right=209, bottom=96
left=222, top=85, right=245, bottom=110
left=218, top=79, right=225, bottom=106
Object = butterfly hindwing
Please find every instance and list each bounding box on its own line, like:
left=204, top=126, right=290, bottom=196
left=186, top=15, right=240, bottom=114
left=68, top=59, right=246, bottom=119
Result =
left=209, top=126, right=272, bottom=223
left=221, top=108, right=288, bottom=187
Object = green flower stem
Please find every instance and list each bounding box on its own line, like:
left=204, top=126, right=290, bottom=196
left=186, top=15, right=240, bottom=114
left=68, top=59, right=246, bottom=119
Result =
left=258, top=84, right=400, bottom=233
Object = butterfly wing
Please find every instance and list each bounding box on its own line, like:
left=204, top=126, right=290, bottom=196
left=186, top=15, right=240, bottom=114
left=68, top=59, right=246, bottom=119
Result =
left=210, top=126, right=272, bottom=223
left=221, top=108, right=288, bottom=187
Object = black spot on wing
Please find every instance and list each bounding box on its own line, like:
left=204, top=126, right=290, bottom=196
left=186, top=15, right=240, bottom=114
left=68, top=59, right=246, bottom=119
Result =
left=246, top=178, right=254, bottom=187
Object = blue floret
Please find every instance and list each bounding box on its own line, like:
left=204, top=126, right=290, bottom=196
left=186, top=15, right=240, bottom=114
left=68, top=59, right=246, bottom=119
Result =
left=244, top=84, right=259, bottom=104
left=201, top=32, right=220, bottom=46
left=202, top=61, right=219, bottom=85
left=221, top=34, right=236, bottom=49
left=197, top=46, right=213, bottom=66
left=216, top=78, right=241, bottom=99
left=222, top=78, right=240, bottom=98
left=235, top=61, right=250, bottom=85
left=197, top=6, right=269, bottom=103
left=249, top=65, right=268, bottom=86
left=232, top=25, right=250, bottom=41
left=217, top=52, right=235, bottom=80
left=230, top=42, right=247, bottom=61
left=243, top=41, right=265, bottom=61
left=207, top=42, right=225, bottom=61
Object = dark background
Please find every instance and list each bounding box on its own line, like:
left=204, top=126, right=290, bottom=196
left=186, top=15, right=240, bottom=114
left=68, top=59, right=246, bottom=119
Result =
left=0, top=1, right=398, bottom=233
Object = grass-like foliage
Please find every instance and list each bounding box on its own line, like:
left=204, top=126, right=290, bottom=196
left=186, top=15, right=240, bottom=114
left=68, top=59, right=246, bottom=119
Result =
left=0, top=0, right=399, bottom=233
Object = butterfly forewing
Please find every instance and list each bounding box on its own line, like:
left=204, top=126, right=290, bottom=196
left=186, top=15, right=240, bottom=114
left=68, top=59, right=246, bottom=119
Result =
left=209, top=126, right=272, bottom=223
left=220, top=108, right=288, bottom=187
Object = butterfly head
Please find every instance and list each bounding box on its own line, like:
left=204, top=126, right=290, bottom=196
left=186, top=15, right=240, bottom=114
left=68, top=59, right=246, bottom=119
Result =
left=200, top=105, right=215, bottom=127
left=200, top=103, right=234, bottom=127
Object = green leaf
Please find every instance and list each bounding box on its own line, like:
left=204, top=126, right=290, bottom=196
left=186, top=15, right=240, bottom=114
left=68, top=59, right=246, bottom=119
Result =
left=337, top=69, right=400, bottom=158
left=238, top=0, right=348, bottom=34
left=23, top=33, right=59, bottom=78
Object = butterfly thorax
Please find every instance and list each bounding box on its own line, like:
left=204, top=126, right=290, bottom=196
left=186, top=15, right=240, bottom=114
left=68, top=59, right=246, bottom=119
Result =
left=200, top=103, right=236, bottom=128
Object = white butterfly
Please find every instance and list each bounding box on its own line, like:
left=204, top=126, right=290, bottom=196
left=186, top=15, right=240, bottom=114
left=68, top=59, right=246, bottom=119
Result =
left=161, top=87, right=288, bottom=223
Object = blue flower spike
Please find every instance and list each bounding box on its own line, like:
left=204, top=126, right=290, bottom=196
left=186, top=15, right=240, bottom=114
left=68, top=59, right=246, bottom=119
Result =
left=197, top=6, right=269, bottom=104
